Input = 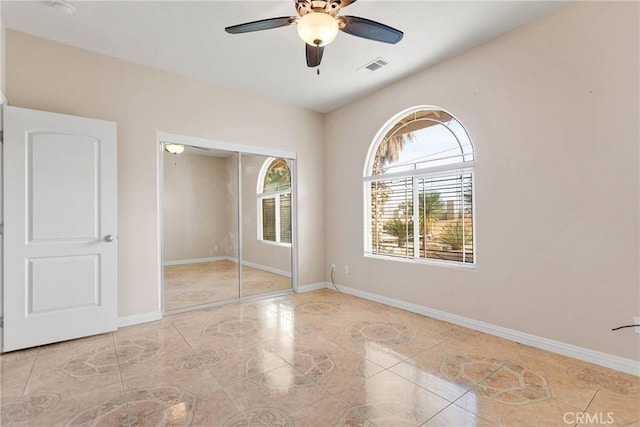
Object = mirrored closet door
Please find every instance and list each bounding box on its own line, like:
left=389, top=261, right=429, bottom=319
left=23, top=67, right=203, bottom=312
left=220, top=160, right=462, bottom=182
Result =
left=162, top=147, right=240, bottom=311
left=240, top=154, right=292, bottom=297
left=161, top=141, right=294, bottom=313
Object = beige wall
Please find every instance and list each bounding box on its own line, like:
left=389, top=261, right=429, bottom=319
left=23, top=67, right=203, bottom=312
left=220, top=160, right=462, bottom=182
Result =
left=224, top=154, right=239, bottom=261
left=241, top=154, right=292, bottom=273
left=0, top=6, right=3, bottom=325
left=163, top=153, right=232, bottom=262
left=1, top=5, right=5, bottom=96
left=5, top=30, right=326, bottom=318
left=324, top=2, right=640, bottom=361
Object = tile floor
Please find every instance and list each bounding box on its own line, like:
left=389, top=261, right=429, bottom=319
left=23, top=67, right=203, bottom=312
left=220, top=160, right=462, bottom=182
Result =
left=164, top=261, right=291, bottom=310
left=1, top=289, right=638, bottom=426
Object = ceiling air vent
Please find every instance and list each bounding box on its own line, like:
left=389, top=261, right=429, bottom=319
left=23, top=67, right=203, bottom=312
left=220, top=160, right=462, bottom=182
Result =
left=359, top=57, right=389, bottom=72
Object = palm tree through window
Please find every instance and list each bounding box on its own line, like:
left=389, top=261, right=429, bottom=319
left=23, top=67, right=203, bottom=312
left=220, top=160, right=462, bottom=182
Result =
left=365, top=107, right=475, bottom=265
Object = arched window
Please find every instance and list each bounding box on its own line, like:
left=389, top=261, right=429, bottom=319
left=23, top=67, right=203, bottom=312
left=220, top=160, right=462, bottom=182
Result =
left=257, top=158, right=292, bottom=245
left=364, top=106, right=475, bottom=265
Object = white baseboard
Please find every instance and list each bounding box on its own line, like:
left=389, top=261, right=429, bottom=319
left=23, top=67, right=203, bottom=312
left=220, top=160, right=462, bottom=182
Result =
left=118, top=311, right=163, bottom=328
left=115, top=281, right=639, bottom=375
left=333, top=284, right=640, bottom=376
left=296, top=282, right=330, bottom=293
left=225, top=257, right=292, bottom=278
left=165, top=256, right=292, bottom=278
left=163, top=256, right=227, bottom=266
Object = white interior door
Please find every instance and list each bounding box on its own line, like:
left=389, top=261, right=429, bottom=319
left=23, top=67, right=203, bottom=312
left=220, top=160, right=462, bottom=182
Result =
left=3, top=106, right=117, bottom=352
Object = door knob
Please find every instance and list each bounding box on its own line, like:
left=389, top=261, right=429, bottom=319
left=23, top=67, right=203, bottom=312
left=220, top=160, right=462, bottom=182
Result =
left=104, top=235, right=115, bottom=242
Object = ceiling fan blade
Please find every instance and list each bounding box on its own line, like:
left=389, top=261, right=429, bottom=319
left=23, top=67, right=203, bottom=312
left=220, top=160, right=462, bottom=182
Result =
left=340, top=0, right=358, bottom=7
left=225, top=16, right=296, bottom=34
left=339, top=16, right=403, bottom=44
left=306, top=44, right=324, bottom=67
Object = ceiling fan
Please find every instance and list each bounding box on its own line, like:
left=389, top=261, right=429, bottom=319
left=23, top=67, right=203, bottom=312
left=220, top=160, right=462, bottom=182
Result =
left=224, top=0, right=403, bottom=68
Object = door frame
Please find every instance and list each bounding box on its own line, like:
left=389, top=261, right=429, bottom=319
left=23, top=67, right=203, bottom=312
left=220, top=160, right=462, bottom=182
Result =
left=156, top=131, right=298, bottom=315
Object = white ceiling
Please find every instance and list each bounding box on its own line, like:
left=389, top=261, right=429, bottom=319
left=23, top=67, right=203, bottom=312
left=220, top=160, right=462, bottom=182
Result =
left=2, top=1, right=565, bottom=113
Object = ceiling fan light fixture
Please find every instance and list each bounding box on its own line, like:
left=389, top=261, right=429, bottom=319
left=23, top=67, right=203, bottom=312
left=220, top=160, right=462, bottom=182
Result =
left=297, top=12, right=339, bottom=47
left=165, top=143, right=185, bottom=155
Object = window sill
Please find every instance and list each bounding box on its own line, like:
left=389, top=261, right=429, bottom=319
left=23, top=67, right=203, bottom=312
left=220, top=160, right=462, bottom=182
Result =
left=259, top=240, right=292, bottom=248
left=364, top=253, right=476, bottom=270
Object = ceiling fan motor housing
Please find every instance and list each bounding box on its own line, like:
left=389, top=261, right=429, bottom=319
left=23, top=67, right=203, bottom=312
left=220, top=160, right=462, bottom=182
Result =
left=296, top=0, right=342, bottom=17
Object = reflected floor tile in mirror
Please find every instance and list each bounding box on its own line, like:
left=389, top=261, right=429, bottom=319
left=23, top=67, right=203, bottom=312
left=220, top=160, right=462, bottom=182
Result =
left=164, top=260, right=291, bottom=310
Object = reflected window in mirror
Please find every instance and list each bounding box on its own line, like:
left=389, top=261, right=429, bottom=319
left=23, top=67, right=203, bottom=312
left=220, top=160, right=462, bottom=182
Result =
left=257, top=158, right=292, bottom=245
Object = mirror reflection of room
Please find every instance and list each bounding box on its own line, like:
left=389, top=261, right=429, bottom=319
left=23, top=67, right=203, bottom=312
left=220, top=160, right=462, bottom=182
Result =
left=241, top=154, right=292, bottom=297
left=163, top=146, right=239, bottom=311
left=162, top=146, right=293, bottom=312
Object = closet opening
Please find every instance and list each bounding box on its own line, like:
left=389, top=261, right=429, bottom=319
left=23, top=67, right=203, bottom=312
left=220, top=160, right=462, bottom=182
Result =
left=158, top=132, right=297, bottom=314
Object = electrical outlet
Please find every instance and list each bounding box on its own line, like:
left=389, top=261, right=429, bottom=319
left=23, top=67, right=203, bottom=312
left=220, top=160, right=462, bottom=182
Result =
left=635, top=317, right=640, bottom=334
left=345, top=265, right=350, bottom=275
left=331, top=263, right=336, bottom=272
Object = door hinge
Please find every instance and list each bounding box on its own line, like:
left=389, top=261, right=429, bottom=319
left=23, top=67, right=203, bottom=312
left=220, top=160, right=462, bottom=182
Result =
left=0, top=130, right=3, bottom=143
left=0, top=223, right=3, bottom=235
left=0, top=317, right=3, bottom=328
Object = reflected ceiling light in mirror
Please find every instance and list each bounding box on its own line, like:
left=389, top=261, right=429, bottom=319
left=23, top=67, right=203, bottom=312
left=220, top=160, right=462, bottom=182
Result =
left=165, top=143, right=185, bottom=155
left=50, top=0, right=77, bottom=16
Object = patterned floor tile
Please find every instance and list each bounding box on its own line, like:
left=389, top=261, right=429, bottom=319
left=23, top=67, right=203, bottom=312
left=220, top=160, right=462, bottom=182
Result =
left=202, top=342, right=288, bottom=388
left=334, top=370, right=450, bottom=426
left=390, top=341, right=507, bottom=402
left=223, top=364, right=331, bottom=415
left=23, top=334, right=122, bottom=399
left=1, top=289, right=638, bottom=426
left=584, top=370, right=640, bottom=426
left=263, top=334, right=384, bottom=394
left=454, top=364, right=588, bottom=427
left=16, top=383, right=129, bottom=427
left=422, top=404, right=497, bottom=426
left=0, top=348, right=39, bottom=403
left=510, top=353, right=609, bottom=410
left=289, top=396, right=364, bottom=427
left=123, top=365, right=225, bottom=426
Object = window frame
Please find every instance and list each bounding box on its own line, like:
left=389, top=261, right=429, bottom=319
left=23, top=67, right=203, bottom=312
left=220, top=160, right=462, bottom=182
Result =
left=257, top=157, right=292, bottom=247
left=363, top=106, right=476, bottom=268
